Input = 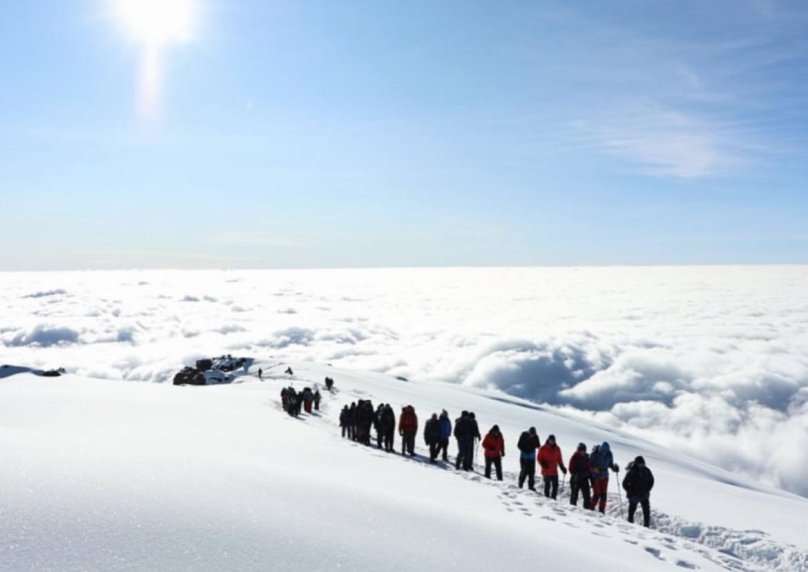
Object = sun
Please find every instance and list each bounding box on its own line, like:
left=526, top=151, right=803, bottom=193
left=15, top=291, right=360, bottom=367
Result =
left=115, top=0, right=193, bottom=48
left=112, top=0, right=195, bottom=121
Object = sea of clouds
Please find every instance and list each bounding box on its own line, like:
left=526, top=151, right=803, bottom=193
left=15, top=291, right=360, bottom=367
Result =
left=2, top=267, right=807, bottom=496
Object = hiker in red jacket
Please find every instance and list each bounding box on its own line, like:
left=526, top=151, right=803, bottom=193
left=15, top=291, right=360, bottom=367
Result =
left=398, top=405, right=418, bottom=456
left=537, top=434, right=567, bottom=499
left=568, top=443, right=592, bottom=508
left=482, top=425, right=505, bottom=481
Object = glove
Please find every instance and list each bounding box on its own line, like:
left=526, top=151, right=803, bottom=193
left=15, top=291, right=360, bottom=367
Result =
left=613, top=464, right=620, bottom=472
left=561, top=466, right=568, bottom=475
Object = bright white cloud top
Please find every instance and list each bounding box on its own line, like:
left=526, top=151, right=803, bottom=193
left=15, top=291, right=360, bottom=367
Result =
left=1, top=267, right=808, bottom=570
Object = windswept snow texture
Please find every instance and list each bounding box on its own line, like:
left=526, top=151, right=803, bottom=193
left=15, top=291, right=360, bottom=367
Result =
left=1, top=267, right=808, bottom=499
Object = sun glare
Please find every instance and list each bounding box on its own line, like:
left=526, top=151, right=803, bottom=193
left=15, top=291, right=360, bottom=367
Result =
left=113, top=0, right=195, bottom=121
left=116, top=0, right=193, bottom=47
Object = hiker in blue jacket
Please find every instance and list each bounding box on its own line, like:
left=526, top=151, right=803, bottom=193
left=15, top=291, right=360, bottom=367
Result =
left=438, top=410, right=452, bottom=462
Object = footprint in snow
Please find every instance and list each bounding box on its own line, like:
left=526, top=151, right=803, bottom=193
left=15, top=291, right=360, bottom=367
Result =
left=644, top=547, right=663, bottom=560
left=675, top=560, right=697, bottom=570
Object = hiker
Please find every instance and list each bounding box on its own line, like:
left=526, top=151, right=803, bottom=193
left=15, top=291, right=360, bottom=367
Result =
left=280, top=387, right=288, bottom=412
left=373, top=404, right=385, bottom=449
left=348, top=402, right=357, bottom=440
left=356, top=400, right=374, bottom=445
left=399, top=405, right=418, bottom=456
left=285, top=366, right=294, bottom=376
left=482, top=425, right=505, bottom=480
left=517, top=427, right=541, bottom=490
left=589, top=442, right=619, bottom=513
left=292, top=387, right=302, bottom=416
left=454, top=411, right=475, bottom=471
left=424, top=413, right=442, bottom=462
left=438, top=410, right=452, bottom=462
left=623, top=456, right=655, bottom=527
left=381, top=404, right=396, bottom=452
left=258, top=367, right=263, bottom=380
left=313, top=389, right=321, bottom=411
left=302, top=387, right=314, bottom=414
left=325, top=376, right=334, bottom=391
left=339, top=406, right=351, bottom=438
left=286, top=387, right=299, bottom=418
left=538, top=434, right=567, bottom=499
left=568, top=443, right=592, bottom=509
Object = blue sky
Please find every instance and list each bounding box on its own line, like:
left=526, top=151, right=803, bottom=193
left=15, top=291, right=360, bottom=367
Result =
left=1, top=0, right=807, bottom=269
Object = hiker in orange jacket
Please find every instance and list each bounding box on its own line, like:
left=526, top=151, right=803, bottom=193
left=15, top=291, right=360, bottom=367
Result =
left=537, top=434, right=567, bottom=499
left=481, top=425, right=505, bottom=480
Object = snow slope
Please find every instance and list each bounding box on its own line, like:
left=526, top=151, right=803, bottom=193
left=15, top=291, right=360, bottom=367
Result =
left=1, top=362, right=806, bottom=571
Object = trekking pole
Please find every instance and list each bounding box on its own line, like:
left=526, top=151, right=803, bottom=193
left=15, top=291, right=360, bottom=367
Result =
left=616, top=475, right=625, bottom=519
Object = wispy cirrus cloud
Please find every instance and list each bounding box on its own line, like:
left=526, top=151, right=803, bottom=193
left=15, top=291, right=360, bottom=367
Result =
left=572, top=103, right=749, bottom=179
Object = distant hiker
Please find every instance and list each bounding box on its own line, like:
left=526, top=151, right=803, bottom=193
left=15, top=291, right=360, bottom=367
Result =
left=623, top=456, right=655, bottom=527
left=438, top=410, right=452, bottom=462
left=285, top=387, right=300, bottom=418
left=258, top=367, right=263, bottom=380
left=482, top=425, right=505, bottom=481
left=589, top=442, right=619, bottom=513
left=373, top=404, right=385, bottom=449
left=538, top=434, right=567, bottom=499
left=280, top=387, right=288, bottom=411
left=356, top=400, right=374, bottom=445
left=348, top=402, right=357, bottom=440
left=340, top=405, right=351, bottom=438
left=454, top=411, right=475, bottom=471
left=381, top=404, right=396, bottom=452
left=325, top=376, right=334, bottom=391
left=569, top=443, right=592, bottom=509
left=302, top=387, right=314, bottom=414
left=285, top=366, right=294, bottom=376
left=399, top=405, right=418, bottom=456
left=424, top=413, right=442, bottom=462
left=517, top=427, right=541, bottom=490
left=313, top=390, right=321, bottom=411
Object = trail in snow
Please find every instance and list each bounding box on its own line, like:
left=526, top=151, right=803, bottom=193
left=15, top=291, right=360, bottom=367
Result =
left=285, top=369, right=808, bottom=572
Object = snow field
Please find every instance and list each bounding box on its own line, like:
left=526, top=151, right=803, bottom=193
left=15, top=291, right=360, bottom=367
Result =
left=3, top=359, right=806, bottom=571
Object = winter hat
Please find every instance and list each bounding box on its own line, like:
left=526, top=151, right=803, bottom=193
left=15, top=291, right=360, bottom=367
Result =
left=528, top=427, right=536, bottom=435
left=577, top=442, right=586, bottom=452
left=548, top=434, right=556, bottom=444
left=492, top=424, right=500, bottom=433
left=634, top=456, right=645, bottom=466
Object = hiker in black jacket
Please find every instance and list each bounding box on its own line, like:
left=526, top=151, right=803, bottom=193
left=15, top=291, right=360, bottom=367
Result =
left=339, top=405, right=351, bottom=438
left=623, top=456, right=655, bottom=527
left=424, top=413, right=442, bottom=463
left=454, top=411, right=475, bottom=471
left=517, top=427, right=541, bottom=490
left=380, top=404, right=396, bottom=452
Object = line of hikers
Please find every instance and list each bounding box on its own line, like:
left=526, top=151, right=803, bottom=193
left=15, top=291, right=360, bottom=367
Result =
left=280, top=386, right=321, bottom=417
left=338, top=402, right=655, bottom=527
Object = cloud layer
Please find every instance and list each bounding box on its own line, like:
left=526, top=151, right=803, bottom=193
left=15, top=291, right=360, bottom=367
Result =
left=1, top=267, right=807, bottom=495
